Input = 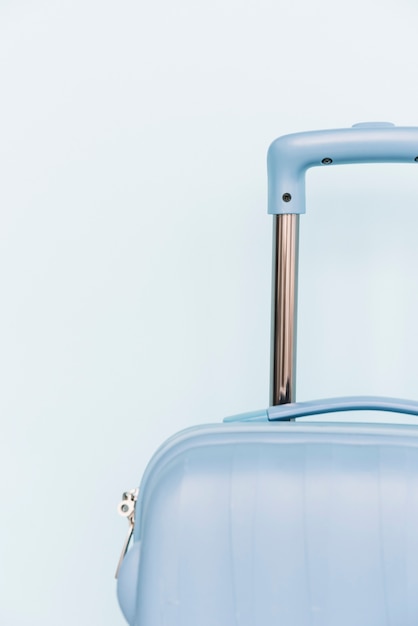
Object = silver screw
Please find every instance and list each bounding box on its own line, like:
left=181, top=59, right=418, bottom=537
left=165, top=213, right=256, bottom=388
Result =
left=282, top=193, right=292, bottom=202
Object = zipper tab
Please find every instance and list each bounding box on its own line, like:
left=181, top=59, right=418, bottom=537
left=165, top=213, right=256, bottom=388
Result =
left=115, top=488, right=139, bottom=579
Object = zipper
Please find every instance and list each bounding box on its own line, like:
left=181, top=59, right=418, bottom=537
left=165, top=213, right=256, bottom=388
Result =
left=115, top=488, right=139, bottom=579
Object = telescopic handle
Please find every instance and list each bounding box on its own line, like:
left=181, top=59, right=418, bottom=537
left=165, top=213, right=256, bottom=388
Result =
left=269, top=122, right=418, bottom=407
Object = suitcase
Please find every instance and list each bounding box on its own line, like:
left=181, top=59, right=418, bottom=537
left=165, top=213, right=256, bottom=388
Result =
left=116, top=122, right=418, bottom=626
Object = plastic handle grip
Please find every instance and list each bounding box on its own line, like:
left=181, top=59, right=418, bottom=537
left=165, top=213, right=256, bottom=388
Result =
left=267, top=395, right=418, bottom=422
left=267, top=123, right=418, bottom=215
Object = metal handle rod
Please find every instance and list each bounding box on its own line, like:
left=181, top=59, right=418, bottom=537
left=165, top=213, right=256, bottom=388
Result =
left=270, top=214, right=299, bottom=406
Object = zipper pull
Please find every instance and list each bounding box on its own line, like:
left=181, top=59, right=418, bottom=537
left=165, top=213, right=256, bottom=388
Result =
left=115, top=488, right=139, bottom=579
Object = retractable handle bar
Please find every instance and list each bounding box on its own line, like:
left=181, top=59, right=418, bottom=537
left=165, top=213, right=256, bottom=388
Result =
left=269, top=122, right=418, bottom=406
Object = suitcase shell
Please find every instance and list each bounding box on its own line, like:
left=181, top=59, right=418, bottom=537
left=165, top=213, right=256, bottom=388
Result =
left=117, top=123, right=418, bottom=626
left=118, top=414, right=418, bottom=626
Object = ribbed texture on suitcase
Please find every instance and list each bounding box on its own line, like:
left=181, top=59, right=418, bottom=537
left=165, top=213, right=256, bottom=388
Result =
left=132, top=424, right=418, bottom=625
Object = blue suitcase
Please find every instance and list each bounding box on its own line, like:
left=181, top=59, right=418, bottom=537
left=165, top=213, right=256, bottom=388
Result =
left=116, top=122, right=418, bottom=626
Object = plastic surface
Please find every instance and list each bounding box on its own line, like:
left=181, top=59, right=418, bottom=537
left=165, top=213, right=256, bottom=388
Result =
left=267, top=123, right=418, bottom=214
left=118, top=419, right=418, bottom=625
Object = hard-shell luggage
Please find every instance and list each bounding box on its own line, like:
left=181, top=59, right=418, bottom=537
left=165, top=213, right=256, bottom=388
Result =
left=116, top=122, right=418, bottom=626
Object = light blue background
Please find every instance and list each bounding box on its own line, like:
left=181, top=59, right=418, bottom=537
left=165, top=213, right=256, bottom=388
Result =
left=1, top=1, right=418, bottom=624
